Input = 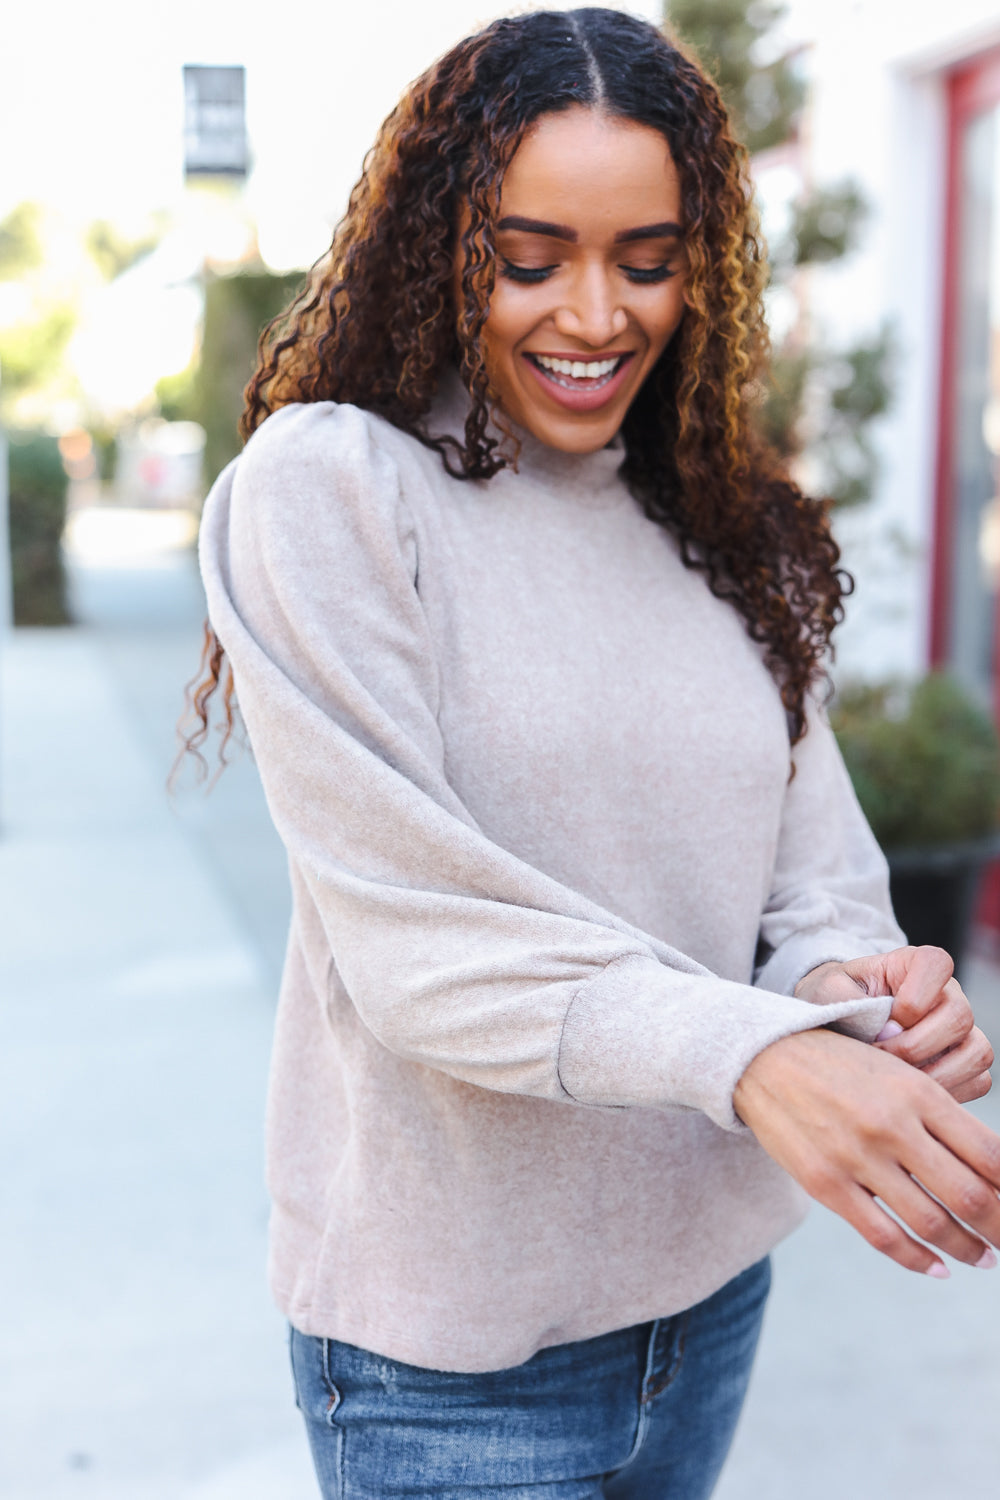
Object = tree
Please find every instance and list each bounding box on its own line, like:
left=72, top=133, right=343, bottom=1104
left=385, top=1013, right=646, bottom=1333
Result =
left=0, top=202, right=43, bottom=280
left=667, top=0, right=805, bottom=154
left=86, top=217, right=164, bottom=282
left=0, top=203, right=79, bottom=420
left=666, top=0, right=894, bottom=505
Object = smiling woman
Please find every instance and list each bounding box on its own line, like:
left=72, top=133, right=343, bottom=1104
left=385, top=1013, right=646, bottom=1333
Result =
left=185, top=9, right=999, bottom=1499
left=477, top=110, right=688, bottom=449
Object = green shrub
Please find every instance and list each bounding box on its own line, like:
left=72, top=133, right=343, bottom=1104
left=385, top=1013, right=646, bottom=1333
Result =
left=6, top=430, right=70, bottom=625
left=197, top=269, right=305, bottom=482
left=831, top=674, right=1000, bottom=849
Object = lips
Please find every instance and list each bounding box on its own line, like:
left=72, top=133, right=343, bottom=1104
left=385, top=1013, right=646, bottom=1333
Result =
left=523, top=350, right=636, bottom=412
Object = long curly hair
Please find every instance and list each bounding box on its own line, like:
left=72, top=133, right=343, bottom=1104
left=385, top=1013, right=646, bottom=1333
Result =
left=182, top=6, right=849, bottom=769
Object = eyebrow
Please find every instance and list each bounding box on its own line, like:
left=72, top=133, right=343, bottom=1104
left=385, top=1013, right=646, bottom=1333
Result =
left=496, top=215, right=683, bottom=243
left=615, top=220, right=684, bottom=244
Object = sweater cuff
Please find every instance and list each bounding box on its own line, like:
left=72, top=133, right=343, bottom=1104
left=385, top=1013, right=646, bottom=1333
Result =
left=557, top=952, right=893, bottom=1132
left=755, top=925, right=897, bottom=1040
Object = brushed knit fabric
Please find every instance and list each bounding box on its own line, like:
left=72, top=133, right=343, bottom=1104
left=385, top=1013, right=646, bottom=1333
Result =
left=199, top=378, right=904, bottom=1373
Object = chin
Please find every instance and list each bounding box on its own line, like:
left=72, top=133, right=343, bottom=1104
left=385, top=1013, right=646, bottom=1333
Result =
left=528, top=414, right=622, bottom=455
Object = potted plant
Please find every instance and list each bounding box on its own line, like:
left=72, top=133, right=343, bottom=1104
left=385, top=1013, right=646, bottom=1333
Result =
left=831, top=673, right=1000, bottom=976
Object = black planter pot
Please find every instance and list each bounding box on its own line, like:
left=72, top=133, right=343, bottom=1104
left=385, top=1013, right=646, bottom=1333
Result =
left=886, top=834, right=1000, bottom=979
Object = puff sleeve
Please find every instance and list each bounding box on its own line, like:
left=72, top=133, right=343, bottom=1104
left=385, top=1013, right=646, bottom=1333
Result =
left=199, top=401, right=900, bottom=1131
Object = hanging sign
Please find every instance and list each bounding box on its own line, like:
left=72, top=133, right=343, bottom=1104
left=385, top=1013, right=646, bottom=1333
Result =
left=183, top=65, right=247, bottom=179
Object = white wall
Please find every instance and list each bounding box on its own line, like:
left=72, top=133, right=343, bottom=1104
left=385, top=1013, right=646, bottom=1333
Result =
left=779, top=0, right=1000, bottom=683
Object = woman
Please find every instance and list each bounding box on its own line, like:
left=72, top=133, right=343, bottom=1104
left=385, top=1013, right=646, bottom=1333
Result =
left=192, top=10, right=998, bottom=1497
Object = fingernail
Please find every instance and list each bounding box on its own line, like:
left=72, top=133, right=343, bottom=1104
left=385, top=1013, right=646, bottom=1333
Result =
left=925, top=1261, right=950, bottom=1279
left=974, top=1247, right=997, bottom=1269
left=876, top=1020, right=904, bottom=1042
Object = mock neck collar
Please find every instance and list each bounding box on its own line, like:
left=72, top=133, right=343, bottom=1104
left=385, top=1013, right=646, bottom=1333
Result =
left=426, top=365, right=627, bottom=495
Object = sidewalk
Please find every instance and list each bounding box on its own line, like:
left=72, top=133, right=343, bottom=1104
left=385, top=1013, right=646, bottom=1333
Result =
left=0, top=527, right=313, bottom=1500
left=2, top=516, right=999, bottom=1497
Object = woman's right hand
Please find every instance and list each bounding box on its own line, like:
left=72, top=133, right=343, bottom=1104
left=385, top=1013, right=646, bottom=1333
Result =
left=733, top=1027, right=1000, bottom=1276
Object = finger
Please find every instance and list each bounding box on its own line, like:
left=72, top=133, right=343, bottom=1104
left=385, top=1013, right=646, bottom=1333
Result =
left=922, top=1028, right=994, bottom=1095
left=889, top=946, right=955, bottom=1029
left=924, top=1090, right=1000, bottom=1191
left=951, top=1072, right=993, bottom=1105
left=902, top=1126, right=1000, bottom=1250
left=833, top=1181, right=950, bottom=1276
left=865, top=1163, right=994, bottom=1267
left=879, top=979, right=974, bottom=1068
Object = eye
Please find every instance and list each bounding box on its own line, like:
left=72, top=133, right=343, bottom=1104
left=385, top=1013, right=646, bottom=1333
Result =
left=622, top=264, right=679, bottom=285
left=500, top=259, right=557, bottom=285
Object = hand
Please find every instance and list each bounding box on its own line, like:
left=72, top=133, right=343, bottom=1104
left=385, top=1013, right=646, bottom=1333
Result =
left=733, top=1027, right=1000, bottom=1276
left=795, top=946, right=993, bottom=1105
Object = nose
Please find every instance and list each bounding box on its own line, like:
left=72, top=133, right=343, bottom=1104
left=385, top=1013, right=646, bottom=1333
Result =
left=553, top=262, right=628, bottom=346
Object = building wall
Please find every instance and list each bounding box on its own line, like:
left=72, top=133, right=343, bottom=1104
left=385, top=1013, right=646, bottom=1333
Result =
left=778, top=0, right=1000, bottom=685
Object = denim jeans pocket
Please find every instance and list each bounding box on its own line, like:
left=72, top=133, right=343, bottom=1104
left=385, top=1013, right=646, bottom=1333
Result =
left=290, top=1328, right=345, bottom=1497
left=320, top=1340, right=344, bottom=1426
left=297, top=1328, right=640, bottom=1495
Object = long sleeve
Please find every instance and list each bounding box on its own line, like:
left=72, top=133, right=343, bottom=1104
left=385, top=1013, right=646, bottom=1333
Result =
left=199, top=401, right=896, bottom=1132
left=754, top=703, right=906, bottom=998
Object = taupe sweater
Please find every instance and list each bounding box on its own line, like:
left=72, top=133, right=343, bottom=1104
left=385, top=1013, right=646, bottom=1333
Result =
left=199, top=379, right=903, bottom=1373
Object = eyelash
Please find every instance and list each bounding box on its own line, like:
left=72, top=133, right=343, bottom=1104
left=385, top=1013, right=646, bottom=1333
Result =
left=499, top=260, right=678, bottom=286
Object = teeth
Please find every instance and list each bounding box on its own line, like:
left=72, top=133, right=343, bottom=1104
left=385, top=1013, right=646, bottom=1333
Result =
left=535, top=355, right=621, bottom=379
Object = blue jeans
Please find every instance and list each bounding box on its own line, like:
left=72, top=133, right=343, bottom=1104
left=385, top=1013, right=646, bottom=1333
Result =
left=289, top=1256, right=770, bottom=1499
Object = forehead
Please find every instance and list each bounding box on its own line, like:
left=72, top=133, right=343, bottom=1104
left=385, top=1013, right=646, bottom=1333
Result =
left=499, top=108, right=682, bottom=225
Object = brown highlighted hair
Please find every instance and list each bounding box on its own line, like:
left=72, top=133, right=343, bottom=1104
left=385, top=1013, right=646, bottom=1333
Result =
left=183, top=6, right=849, bottom=766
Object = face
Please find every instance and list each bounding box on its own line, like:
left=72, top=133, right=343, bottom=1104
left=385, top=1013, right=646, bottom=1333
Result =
left=463, top=107, right=688, bottom=455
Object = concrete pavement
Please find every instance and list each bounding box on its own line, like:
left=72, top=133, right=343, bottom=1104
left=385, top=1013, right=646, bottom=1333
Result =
left=1, top=525, right=311, bottom=1499
left=1, top=511, right=999, bottom=1497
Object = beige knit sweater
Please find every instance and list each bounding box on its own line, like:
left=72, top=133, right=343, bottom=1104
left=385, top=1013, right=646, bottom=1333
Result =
left=199, top=378, right=903, bottom=1373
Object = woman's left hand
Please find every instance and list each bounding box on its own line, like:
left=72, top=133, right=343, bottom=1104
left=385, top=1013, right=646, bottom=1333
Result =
left=795, top=946, right=994, bottom=1105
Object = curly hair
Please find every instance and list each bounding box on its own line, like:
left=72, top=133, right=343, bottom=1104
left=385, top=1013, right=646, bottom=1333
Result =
left=181, top=6, right=850, bottom=768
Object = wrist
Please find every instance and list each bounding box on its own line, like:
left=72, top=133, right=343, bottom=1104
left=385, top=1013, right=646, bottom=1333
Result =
left=733, top=1027, right=846, bottom=1126
left=733, top=1032, right=802, bottom=1123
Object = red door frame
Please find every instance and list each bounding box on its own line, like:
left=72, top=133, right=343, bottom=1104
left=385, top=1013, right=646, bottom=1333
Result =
left=931, top=48, right=1000, bottom=938
left=930, top=46, right=1000, bottom=670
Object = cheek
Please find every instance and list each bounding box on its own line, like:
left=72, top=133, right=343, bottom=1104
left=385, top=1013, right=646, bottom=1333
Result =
left=481, top=295, right=535, bottom=389
left=646, top=286, right=687, bottom=353
left=483, top=289, right=525, bottom=359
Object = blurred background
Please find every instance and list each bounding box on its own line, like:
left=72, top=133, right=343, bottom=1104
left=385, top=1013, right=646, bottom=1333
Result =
left=2, top=1, right=1000, bottom=1496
